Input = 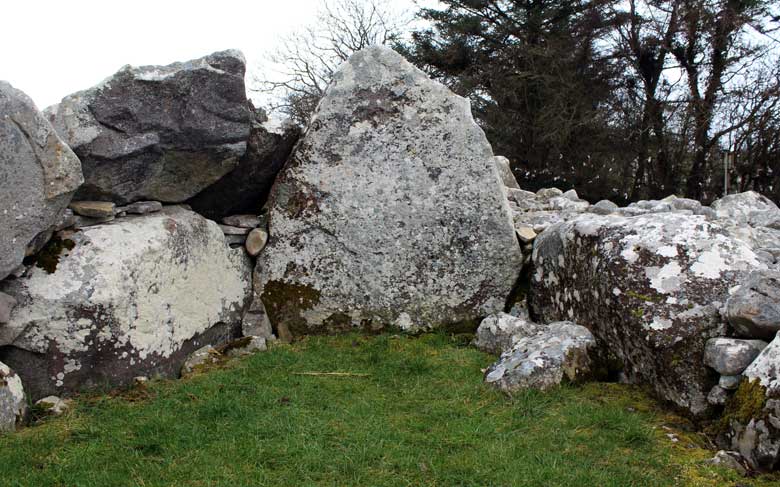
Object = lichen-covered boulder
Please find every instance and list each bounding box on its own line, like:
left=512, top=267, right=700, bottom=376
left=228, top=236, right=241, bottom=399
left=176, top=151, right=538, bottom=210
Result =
left=529, top=212, right=765, bottom=417
left=473, top=312, right=540, bottom=355
left=46, top=50, right=251, bottom=205
left=0, top=361, right=26, bottom=433
left=712, top=191, right=780, bottom=227
left=484, top=321, right=596, bottom=392
left=0, top=81, right=83, bottom=281
left=722, top=333, right=780, bottom=471
left=727, top=270, right=780, bottom=340
left=704, top=338, right=768, bottom=376
left=0, top=207, right=252, bottom=399
left=187, top=121, right=300, bottom=220
left=256, top=46, right=523, bottom=335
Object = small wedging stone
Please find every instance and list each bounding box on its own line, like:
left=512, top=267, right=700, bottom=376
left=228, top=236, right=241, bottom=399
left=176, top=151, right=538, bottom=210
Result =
left=222, top=214, right=261, bottom=229
left=473, top=312, right=541, bottom=355
left=720, top=375, right=742, bottom=390
left=707, top=385, right=729, bottom=406
left=494, top=156, right=520, bottom=189
left=484, top=321, right=596, bottom=392
left=704, top=338, right=768, bottom=376
left=245, top=228, right=268, bottom=257
left=256, top=46, right=523, bottom=334
left=68, top=201, right=116, bottom=218
left=72, top=214, right=115, bottom=229
left=0, top=361, right=26, bottom=433
left=34, top=395, right=70, bottom=416
left=219, top=224, right=250, bottom=236
left=0, top=291, right=17, bottom=324
left=47, top=50, right=251, bottom=205
left=706, top=450, right=748, bottom=476
left=0, top=81, right=83, bottom=281
left=515, top=225, right=537, bottom=244
left=116, top=201, right=163, bottom=215
left=727, top=270, right=780, bottom=340
left=0, top=206, right=253, bottom=399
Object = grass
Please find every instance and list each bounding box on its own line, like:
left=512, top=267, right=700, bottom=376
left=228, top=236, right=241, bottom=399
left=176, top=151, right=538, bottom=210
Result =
left=1, top=333, right=778, bottom=487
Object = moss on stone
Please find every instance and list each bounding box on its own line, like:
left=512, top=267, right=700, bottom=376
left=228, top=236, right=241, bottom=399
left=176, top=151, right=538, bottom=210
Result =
left=712, top=378, right=768, bottom=435
left=261, top=280, right=322, bottom=337
left=626, top=290, right=660, bottom=303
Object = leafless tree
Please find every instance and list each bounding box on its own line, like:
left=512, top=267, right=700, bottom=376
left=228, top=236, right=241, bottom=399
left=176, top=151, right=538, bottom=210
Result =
left=254, top=0, right=408, bottom=126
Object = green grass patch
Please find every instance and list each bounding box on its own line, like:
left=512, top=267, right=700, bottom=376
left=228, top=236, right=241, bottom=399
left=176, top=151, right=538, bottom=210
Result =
left=1, top=333, right=778, bottom=486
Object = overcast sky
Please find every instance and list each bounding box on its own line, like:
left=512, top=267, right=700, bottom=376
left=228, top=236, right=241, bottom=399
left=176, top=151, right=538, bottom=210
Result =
left=1, top=0, right=429, bottom=110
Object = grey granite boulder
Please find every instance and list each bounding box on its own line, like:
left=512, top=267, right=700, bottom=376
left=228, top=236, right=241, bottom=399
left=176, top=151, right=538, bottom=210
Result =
left=46, top=50, right=251, bottom=205
left=187, top=120, right=300, bottom=220
left=727, top=270, right=780, bottom=340
left=0, top=81, right=83, bottom=280
left=530, top=212, right=765, bottom=417
left=0, top=361, right=26, bottom=433
left=484, top=321, right=596, bottom=392
left=0, top=206, right=252, bottom=399
left=473, top=312, right=541, bottom=355
left=712, top=191, right=780, bottom=227
left=704, top=338, right=768, bottom=375
left=256, top=46, right=523, bottom=335
left=722, top=333, right=780, bottom=471
left=494, top=156, right=520, bottom=189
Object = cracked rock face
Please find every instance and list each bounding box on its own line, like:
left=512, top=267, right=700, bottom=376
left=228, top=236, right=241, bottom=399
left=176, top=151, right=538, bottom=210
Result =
left=0, top=361, right=26, bottom=433
left=256, top=46, right=523, bottom=335
left=46, top=50, right=251, bottom=205
left=484, top=321, right=596, bottom=392
left=0, top=207, right=252, bottom=400
left=530, top=212, right=765, bottom=417
left=0, top=81, right=83, bottom=281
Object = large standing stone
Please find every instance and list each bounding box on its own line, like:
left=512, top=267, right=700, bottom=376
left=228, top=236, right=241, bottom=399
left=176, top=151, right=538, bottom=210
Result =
left=256, top=46, right=523, bottom=334
left=187, top=122, right=301, bottom=220
left=0, top=361, right=26, bottom=433
left=0, top=81, right=83, bottom=281
left=727, top=270, right=780, bottom=340
left=722, top=333, right=780, bottom=471
left=530, top=212, right=765, bottom=417
left=46, top=50, right=251, bottom=205
left=0, top=207, right=252, bottom=399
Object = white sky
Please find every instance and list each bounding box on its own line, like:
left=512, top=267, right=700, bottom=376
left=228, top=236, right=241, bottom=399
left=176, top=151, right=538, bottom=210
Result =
left=1, top=0, right=427, bottom=110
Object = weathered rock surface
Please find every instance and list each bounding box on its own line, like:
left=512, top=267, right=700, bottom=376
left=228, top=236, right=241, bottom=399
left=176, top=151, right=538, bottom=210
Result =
left=473, top=312, right=540, bottom=355
left=0, top=81, right=83, bottom=281
left=256, top=46, right=523, bottom=334
left=0, top=207, right=252, bottom=399
left=484, top=321, right=596, bottom=392
left=187, top=123, right=301, bottom=220
left=0, top=361, right=26, bottom=432
left=712, top=191, right=780, bottom=227
left=723, top=333, right=780, bottom=471
left=494, top=156, right=520, bottom=189
left=727, top=270, right=780, bottom=340
left=704, top=338, right=768, bottom=376
left=530, top=212, right=765, bottom=417
left=0, top=292, right=16, bottom=324
left=46, top=50, right=251, bottom=205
